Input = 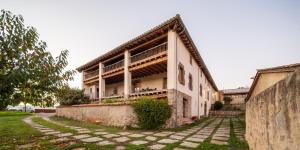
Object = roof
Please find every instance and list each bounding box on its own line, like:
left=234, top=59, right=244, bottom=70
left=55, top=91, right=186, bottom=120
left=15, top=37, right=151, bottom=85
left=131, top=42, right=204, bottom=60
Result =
left=76, top=14, right=218, bottom=91
left=245, top=62, right=300, bottom=101
left=222, top=88, right=249, bottom=95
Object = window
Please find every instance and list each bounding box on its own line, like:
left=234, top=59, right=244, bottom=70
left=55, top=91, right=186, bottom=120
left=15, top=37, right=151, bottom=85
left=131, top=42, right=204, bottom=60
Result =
left=163, top=77, right=167, bottom=89
left=200, top=84, right=203, bottom=97
left=190, top=55, right=193, bottom=65
left=112, top=87, right=118, bottom=95
left=188, top=73, right=193, bottom=91
left=200, top=69, right=203, bottom=77
left=178, top=62, right=185, bottom=85
left=207, top=91, right=210, bottom=100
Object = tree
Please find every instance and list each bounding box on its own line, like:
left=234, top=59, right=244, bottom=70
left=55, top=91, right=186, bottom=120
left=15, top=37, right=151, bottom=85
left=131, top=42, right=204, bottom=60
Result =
left=56, top=86, right=89, bottom=105
left=0, top=10, right=75, bottom=110
left=224, top=96, right=233, bottom=105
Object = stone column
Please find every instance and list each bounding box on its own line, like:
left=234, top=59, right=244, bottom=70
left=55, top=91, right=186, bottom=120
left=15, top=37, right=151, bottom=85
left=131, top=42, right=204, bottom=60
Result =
left=166, top=30, right=179, bottom=128
left=124, top=50, right=132, bottom=99
left=167, top=30, right=177, bottom=105
left=99, top=63, right=105, bottom=101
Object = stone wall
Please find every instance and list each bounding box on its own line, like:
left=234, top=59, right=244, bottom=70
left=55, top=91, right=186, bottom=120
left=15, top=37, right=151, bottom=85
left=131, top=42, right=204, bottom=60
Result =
left=56, top=104, right=137, bottom=127
left=209, top=110, right=244, bottom=117
left=246, top=69, right=300, bottom=150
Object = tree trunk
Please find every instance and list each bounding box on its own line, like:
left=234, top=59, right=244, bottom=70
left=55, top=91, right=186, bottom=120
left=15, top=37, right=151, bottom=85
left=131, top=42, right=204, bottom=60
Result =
left=24, top=102, right=27, bottom=112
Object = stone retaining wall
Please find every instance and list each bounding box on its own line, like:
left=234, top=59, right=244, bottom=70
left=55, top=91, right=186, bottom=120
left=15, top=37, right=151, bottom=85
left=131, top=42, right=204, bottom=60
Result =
left=209, top=110, right=244, bottom=117
left=246, top=69, right=300, bottom=150
left=56, top=104, right=137, bottom=127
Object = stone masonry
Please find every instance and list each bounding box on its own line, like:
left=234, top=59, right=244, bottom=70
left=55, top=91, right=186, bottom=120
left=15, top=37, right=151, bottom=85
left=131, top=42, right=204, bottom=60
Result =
left=246, top=69, right=300, bottom=150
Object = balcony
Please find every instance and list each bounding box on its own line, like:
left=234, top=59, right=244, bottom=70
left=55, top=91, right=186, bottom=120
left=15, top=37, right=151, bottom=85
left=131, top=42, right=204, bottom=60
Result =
left=131, top=42, right=167, bottom=63
left=84, top=69, right=99, bottom=83
left=102, top=60, right=124, bottom=79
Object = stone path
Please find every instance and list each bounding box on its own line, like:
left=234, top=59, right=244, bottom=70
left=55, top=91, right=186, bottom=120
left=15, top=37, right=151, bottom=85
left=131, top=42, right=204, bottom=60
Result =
left=211, top=118, right=230, bottom=145
left=22, top=116, right=245, bottom=150
left=232, top=118, right=246, bottom=141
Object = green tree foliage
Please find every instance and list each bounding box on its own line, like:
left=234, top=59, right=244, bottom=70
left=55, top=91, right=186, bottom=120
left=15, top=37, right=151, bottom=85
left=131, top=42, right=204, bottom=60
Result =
left=56, top=86, right=89, bottom=105
left=132, top=97, right=172, bottom=129
left=214, top=101, right=223, bottom=110
left=224, top=96, right=233, bottom=105
left=0, top=10, right=75, bottom=110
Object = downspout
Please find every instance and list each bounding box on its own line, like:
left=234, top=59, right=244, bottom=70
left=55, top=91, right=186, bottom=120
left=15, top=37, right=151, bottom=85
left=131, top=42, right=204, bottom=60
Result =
left=197, top=68, right=199, bottom=118
left=175, top=34, right=178, bottom=127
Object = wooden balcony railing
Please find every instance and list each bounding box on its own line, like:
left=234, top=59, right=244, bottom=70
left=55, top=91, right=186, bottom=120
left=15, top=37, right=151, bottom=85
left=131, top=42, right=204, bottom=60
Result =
left=131, top=42, right=167, bottom=63
left=103, top=60, right=124, bottom=73
left=84, top=69, right=99, bottom=80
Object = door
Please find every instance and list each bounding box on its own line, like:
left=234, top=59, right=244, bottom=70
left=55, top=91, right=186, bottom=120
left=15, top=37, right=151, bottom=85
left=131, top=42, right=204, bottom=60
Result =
left=204, top=101, right=207, bottom=116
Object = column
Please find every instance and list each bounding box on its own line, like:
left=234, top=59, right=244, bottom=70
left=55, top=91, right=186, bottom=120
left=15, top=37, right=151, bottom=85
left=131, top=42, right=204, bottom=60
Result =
left=124, top=50, right=132, bottom=99
left=99, top=63, right=105, bottom=101
left=167, top=30, right=177, bottom=90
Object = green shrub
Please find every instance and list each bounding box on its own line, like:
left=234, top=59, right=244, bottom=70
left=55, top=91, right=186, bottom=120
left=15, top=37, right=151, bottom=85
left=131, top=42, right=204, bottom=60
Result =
left=56, top=86, right=89, bottom=105
left=214, top=101, right=223, bottom=110
left=102, top=98, right=118, bottom=103
left=132, top=97, right=172, bottom=129
left=224, top=96, right=233, bottom=104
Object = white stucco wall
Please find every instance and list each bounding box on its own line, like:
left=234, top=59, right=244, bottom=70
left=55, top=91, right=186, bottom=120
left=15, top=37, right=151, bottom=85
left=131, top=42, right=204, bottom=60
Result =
left=105, top=82, right=124, bottom=97
left=138, top=73, right=167, bottom=91
left=172, top=32, right=215, bottom=117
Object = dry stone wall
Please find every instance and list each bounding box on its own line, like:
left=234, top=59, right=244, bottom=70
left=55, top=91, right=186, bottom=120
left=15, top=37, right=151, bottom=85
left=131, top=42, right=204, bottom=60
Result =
left=246, top=69, right=300, bottom=150
left=56, top=104, right=137, bottom=127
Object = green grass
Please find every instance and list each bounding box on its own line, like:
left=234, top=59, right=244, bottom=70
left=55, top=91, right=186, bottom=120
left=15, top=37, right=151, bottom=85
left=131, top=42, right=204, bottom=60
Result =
left=197, top=139, right=228, bottom=150
left=125, top=144, right=150, bottom=150
left=229, top=118, right=249, bottom=149
left=0, top=111, right=42, bottom=149
left=32, top=117, right=77, bottom=134
left=169, top=117, right=211, bottom=132
left=50, top=115, right=122, bottom=133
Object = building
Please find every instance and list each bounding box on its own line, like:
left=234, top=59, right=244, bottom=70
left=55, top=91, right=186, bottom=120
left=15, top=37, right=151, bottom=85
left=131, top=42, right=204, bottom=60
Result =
left=219, top=87, right=249, bottom=110
left=245, top=63, right=300, bottom=150
left=76, top=15, right=218, bottom=127
left=245, top=63, right=300, bottom=101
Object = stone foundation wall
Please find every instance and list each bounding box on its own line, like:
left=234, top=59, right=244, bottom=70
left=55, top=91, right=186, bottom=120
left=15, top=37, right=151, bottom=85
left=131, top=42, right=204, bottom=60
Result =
left=246, top=69, right=300, bottom=150
left=209, top=110, right=244, bottom=117
left=56, top=104, right=137, bottom=127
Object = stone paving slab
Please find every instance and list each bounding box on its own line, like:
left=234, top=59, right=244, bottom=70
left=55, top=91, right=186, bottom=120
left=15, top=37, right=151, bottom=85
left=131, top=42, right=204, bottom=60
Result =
left=94, top=131, right=109, bottom=135
left=211, top=139, right=228, bottom=145
left=130, top=140, right=148, bottom=145
left=77, top=130, right=92, bottom=134
left=118, top=132, right=131, bottom=136
left=102, top=134, right=120, bottom=138
left=180, top=141, right=199, bottom=148
left=45, top=131, right=61, bottom=135
left=113, top=137, right=130, bottom=142
left=145, top=136, right=157, bottom=141
left=73, top=134, right=91, bottom=139
left=142, top=131, right=154, bottom=135
left=80, top=137, right=103, bottom=143
left=157, top=139, right=178, bottom=144
left=128, top=133, right=145, bottom=138
left=96, top=140, right=115, bottom=146
left=56, top=133, right=73, bottom=137
left=49, top=137, right=70, bottom=143
left=170, top=135, right=185, bottom=140
left=149, top=144, right=166, bottom=150
left=153, top=133, right=169, bottom=137
left=185, top=137, right=204, bottom=143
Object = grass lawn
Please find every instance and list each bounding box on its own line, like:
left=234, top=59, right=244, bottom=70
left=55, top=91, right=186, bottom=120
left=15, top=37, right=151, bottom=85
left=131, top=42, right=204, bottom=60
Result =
left=50, top=115, right=124, bottom=133
left=32, top=117, right=77, bottom=134
left=0, top=111, right=248, bottom=150
left=0, top=111, right=42, bottom=149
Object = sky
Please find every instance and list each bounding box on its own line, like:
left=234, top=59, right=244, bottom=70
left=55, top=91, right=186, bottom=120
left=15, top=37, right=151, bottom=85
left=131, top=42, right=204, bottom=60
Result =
left=1, top=0, right=300, bottom=90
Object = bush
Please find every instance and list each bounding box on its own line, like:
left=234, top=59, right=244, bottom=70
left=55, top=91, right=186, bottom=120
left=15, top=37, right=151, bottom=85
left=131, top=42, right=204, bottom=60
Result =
left=132, top=97, right=172, bottom=129
left=56, top=86, right=89, bottom=105
left=102, top=98, right=118, bottom=103
left=224, top=96, right=233, bottom=104
left=214, top=101, right=223, bottom=110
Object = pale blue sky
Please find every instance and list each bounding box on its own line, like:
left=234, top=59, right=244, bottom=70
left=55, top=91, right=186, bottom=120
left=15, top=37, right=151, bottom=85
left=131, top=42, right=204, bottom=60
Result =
left=1, top=0, right=300, bottom=90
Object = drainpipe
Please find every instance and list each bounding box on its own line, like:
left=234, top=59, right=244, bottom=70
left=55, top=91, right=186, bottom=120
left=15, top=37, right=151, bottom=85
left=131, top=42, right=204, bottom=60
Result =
left=197, top=68, right=199, bottom=118
left=175, top=34, right=178, bottom=127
